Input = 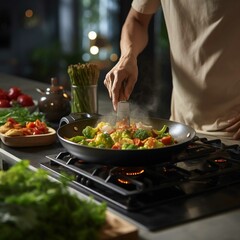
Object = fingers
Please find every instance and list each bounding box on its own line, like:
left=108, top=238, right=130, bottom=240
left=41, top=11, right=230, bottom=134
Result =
left=104, top=69, right=135, bottom=111
left=225, top=114, right=240, bottom=140
left=104, top=70, right=124, bottom=111
left=104, top=56, right=138, bottom=111
left=104, top=72, right=114, bottom=99
left=226, top=121, right=240, bottom=140
left=233, top=128, right=240, bottom=140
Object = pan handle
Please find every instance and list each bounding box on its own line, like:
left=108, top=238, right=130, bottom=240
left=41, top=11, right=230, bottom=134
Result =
left=59, top=112, right=101, bottom=127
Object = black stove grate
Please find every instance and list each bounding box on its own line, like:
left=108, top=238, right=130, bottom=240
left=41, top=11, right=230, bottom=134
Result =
left=40, top=137, right=240, bottom=230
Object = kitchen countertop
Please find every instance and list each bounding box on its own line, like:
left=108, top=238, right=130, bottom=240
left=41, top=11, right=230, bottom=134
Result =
left=1, top=72, right=240, bottom=240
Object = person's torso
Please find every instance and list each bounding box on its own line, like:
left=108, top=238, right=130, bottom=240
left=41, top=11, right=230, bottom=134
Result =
left=161, top=0, right=240, bottom=137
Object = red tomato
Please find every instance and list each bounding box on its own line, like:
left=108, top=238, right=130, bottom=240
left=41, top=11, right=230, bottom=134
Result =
left=8, top=87, right=22, bottom=100
left=26, top=120, right=48, bottom=135
left=26, top=122, right=36, bottom=128
left=161, top=135, right=172, bottom=145
left=17, top=94, right=34, bottom=107
left=133, top=138, right=143, bottom=147
left=32, top=128, right=42, bottom=135
left=0, top=89, right=9, bottom=100
left=111, top=142, right=121, bottom=150
left=0, top=99, right=11, bottom=108
left=7, top=117, right=18, bottom=125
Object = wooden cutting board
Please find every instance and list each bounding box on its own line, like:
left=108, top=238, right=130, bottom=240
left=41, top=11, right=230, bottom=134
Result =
left=100, top=211, right=139, bottom=240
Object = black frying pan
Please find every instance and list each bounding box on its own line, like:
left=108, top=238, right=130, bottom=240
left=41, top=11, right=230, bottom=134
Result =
left=57, top=113, right=196, bottom=166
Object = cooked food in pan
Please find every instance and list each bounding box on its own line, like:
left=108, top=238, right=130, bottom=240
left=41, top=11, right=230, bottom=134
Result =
left=67, top=120, right=176, bottom=150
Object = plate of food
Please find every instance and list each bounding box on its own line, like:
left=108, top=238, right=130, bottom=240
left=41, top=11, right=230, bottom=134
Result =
left=0, top=118, right=56, bottom=147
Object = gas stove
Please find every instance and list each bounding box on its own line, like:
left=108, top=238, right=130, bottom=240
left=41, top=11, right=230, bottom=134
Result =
left=41, top=137, right=240, bottom=231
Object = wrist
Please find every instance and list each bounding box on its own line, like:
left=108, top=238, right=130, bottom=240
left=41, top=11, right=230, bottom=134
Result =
left=119, top=53, right=137, bottom=64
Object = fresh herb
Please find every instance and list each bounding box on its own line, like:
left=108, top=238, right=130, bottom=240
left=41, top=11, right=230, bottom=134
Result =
left=0, top=107, right=46, bottom=126
left=0, top=160, right=106, bottom=240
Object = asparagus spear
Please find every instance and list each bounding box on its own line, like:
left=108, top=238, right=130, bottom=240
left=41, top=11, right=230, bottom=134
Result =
left=67, top=63, right=99, bottom=113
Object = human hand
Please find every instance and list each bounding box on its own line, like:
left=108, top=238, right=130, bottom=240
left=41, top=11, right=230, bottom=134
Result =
left=104, top=55, right=138, bottom=111
left=224, top=113, right=240, bottom=140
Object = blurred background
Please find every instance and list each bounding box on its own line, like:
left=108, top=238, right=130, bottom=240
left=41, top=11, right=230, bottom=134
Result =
left=0, top=0, right=172, bottom=118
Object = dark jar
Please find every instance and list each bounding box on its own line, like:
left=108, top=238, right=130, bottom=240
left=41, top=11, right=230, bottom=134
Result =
left=38, top=77, right=71, bottom=122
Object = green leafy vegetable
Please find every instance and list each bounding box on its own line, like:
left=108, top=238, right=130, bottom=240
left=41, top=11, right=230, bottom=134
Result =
left=133, top=129, right=152, bottom=140
left=0, top=107, right=46, bottom=126
left=0, top=161, right=106, bottom=240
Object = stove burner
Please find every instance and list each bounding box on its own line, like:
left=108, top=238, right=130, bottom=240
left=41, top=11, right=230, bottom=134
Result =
left=212, top=158, right=232, bottom=169
left=110, top=167, right=145, bottom=185
left=40, top=137, right=240, bottom=230
left=112, top=167, right=145, bottom=176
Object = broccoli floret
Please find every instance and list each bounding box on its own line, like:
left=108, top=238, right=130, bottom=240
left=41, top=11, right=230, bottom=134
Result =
left=69, top=135, right=86, bottom=143
left=82, top=126, right=98, bottom=139
left=95, top=133, right=114, bottom=148
left=69, top=135, right=88, bottom=145
left=133, top=129, right=152, bottom=140
left=88, top=141, right=97, bottom=147
left=121, top=143, right=138, bottom=150
left=121, top=129, right=132, bottom=139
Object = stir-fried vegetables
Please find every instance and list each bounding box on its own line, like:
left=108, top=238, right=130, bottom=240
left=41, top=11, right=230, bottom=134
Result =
left=68, top=120, right=176, bottom=150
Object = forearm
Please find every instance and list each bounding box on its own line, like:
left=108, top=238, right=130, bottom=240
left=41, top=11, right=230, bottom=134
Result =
left=119, top=8, right=153, bottom=61
left=104, top=8, right=153, bottom=110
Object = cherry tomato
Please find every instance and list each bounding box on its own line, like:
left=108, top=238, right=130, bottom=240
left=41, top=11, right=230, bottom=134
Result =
left=8, top=87, right=22, bottom=100
left=17, top=94, right=34, bottom=107
left=161, top=135, right=172, bottom=145
left=0, top=99, right=11, bottom=108
left=0, top=89, right=9, bottom=100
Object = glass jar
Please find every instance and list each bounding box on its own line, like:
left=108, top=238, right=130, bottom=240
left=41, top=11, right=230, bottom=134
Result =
left=71, top=85, right=98, bottom=114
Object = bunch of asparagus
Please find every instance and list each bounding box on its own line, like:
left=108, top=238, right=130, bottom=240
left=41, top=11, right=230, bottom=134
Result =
left=67, top=63, right=100, bottom=113
left=68, top=63, right=100, bottom=86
